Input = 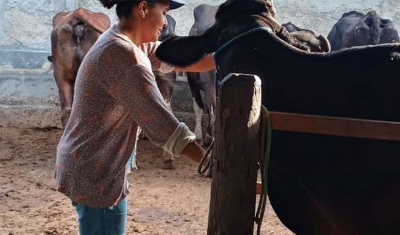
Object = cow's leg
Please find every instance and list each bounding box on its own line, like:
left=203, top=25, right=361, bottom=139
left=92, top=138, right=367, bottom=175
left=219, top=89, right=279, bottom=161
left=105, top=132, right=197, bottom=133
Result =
left=54, top=66, right=75, bottom=128
left=165, top=100, right=172, bottom=112
left=202, top=71, right=217, bottom=178
left=193, top=97, right=204, bottom=146
left=158, top=74, right=177, bottom=170
left=204, top=103, right=215, bottom=178
left=207, top=106, right=215, bottom=142
left=59, top=83, right=74, bottom=128
left=162, top=99, right=177, bottom=170
left=187, top=72, right=206, bottom=145
left=201, top=71, right=216, bottom=146
left=127, top=148, right=137, bottom=174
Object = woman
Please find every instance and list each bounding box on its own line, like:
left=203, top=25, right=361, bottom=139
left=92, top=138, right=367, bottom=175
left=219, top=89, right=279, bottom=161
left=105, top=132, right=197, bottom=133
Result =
left=55, top=0, right=214, bottom=234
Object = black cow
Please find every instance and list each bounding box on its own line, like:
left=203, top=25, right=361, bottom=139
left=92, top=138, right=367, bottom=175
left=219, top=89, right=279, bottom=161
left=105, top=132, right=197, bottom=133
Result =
left=156, top=0, right=400, bottom=234
left=327, top=10, right=400, bottom=51
left=187, top=4, right=219, bottom=146
left=188, top=7, right=330, bottom=147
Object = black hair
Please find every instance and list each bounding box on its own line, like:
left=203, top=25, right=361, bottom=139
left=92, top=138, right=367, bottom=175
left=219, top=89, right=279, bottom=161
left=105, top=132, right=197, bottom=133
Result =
left=99, top=0, right=156, bottom=19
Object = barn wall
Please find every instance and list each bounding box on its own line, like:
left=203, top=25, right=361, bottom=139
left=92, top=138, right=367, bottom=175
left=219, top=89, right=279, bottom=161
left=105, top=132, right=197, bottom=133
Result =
left=274, top=0, right=400, bottom=36
left=0, top=0, right=399, bottom=127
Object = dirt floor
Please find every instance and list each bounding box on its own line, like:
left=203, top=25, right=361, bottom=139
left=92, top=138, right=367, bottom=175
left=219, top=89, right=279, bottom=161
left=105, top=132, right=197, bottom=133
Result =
left=0, top=125, right=294, bottom=235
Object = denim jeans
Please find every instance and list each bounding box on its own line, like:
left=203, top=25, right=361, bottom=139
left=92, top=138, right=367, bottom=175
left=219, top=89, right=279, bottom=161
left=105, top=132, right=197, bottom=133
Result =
left=72, top=197, right=128, bottom=235
left=127, top=149, right=137, bottom=173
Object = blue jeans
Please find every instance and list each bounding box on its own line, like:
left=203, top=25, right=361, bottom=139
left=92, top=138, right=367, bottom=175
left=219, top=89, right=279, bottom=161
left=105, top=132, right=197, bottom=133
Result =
left=72, top=197, right=128, bottom=235
left=127, top=149, right=137, bottom=173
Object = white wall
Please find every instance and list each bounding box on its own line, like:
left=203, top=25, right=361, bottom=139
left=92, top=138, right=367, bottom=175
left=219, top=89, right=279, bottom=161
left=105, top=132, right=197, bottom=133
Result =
left=274, top=0, right=400, bottom=36
left=0, top=0, right=398, bottom=127
left=0, top=0, right=398, bottom=53
left=171, top=0, right=400, bottom=37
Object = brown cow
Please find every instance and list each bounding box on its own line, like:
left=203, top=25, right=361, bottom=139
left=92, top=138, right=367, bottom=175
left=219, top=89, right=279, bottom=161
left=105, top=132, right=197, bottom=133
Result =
left=50, top=8, right=110, bottom=127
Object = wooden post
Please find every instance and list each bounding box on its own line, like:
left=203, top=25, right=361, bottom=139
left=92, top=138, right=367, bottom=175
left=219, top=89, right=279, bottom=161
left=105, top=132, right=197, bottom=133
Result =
left=207, top=73, right=262, bottom=235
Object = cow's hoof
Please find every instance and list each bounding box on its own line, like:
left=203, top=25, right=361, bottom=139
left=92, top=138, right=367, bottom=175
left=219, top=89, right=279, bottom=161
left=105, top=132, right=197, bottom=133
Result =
left=162, top=159, right=176, bottom=170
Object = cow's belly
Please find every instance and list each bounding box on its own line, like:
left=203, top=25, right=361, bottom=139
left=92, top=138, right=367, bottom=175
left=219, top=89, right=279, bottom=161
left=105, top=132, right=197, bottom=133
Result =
left=268, top=131, right=400, bottom=235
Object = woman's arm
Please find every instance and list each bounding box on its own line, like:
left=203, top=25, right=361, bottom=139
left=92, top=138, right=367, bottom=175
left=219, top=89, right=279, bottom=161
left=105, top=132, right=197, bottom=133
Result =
left=174, top=54, right=215, bottom=72
left=181, top=141, right=206, bottom=163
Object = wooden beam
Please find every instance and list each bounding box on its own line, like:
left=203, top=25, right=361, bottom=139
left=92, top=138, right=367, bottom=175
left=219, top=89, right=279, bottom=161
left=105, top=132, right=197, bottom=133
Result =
left=270, top=112, right=400, bottom=141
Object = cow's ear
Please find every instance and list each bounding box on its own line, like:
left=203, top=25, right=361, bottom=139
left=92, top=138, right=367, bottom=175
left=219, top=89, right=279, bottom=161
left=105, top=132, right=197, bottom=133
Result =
left=293, top=31, right=331, bottom=53
left=327, top=24, right=342, bottom=51
left=155, top=25, right=220, bottom=67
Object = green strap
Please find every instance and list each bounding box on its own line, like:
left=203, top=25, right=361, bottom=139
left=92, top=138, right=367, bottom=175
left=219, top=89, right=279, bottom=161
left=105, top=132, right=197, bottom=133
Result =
left=198, top=137, right=214, bottom=175
left=255, top=105, right=272, bottom=235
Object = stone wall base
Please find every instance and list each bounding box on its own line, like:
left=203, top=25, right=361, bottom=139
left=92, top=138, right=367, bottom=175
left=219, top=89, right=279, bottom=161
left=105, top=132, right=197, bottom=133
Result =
left=0, top=105, right=62, bottom=128
left=0, top=105, right=207, bottom=132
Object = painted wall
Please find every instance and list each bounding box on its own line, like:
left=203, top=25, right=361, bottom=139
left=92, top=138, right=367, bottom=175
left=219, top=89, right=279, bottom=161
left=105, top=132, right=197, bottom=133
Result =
left=1, top=0, right=398, bottom=53
left=274, top=0, right=400, bottom=36
left=0, top=0, right=399, bottom=127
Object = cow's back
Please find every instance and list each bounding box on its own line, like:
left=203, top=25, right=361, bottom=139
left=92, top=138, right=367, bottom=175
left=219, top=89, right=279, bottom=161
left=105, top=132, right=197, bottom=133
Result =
left=328, top=10, right=400, bottom=51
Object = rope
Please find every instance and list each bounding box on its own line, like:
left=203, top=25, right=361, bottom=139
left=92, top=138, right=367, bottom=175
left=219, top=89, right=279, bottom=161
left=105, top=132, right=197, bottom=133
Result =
left=255, top=105, right=272, bottom=235
left=197, top=137, right=215, bottom=175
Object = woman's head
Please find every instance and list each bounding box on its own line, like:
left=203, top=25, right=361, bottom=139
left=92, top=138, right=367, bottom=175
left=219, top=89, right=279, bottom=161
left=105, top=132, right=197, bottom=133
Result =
left=99, top=0, right=185, bottom=43
left=100, top=0, right=155, bottom=18
left=100, top=0, right=185, bottom=16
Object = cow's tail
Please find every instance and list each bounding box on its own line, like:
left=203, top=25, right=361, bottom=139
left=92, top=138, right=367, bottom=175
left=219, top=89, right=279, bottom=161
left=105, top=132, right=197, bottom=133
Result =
left=74, top=22, right=86, bottom=61
left=365, top=11, right=380, bottom=45
left=74, top=22, right=85, bottom=44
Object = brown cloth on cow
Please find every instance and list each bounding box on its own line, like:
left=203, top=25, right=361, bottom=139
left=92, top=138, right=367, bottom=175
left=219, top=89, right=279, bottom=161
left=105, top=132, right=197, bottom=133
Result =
left=55, top=25, right=195, bottom=208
